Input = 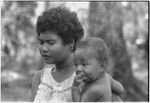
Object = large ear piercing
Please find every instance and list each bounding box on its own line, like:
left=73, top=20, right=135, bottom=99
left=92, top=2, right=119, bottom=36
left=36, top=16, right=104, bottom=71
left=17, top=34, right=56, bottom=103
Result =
left=69, top=40, right=75, bottom=52
left=69, top=44, right=74, bottom=51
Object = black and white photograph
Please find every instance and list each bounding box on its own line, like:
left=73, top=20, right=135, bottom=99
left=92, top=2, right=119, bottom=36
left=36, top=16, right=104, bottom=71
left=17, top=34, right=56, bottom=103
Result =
left=1, top=1, right=149, bottom=102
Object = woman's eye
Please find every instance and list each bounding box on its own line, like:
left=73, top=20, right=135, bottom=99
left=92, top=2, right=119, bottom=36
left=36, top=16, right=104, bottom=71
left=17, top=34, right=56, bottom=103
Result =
left=47, top=40, right=56, bottom=45
left=74, top=63, right=78, bottom=66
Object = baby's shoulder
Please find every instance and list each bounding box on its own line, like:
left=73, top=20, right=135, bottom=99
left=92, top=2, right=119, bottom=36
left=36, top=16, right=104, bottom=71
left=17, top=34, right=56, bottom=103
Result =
left=82, top=83, right=103, bottom=99
left=87, top=83, right=103, bottom=94
left=88, top=82, right=110, bottom=97
left=90, top=78, right=110, bottom=92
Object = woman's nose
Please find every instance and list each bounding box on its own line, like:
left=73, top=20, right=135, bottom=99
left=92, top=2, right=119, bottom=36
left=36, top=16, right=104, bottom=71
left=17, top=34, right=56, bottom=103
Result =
left=41, top=43, right=49, bottom=53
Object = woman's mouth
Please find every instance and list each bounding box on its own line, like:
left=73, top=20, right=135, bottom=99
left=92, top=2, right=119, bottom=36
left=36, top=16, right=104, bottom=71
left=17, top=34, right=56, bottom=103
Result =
left=42, top=55, right=52, bottom=60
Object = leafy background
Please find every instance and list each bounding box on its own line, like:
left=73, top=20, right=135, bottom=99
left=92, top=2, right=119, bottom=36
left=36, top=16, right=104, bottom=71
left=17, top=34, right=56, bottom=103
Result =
left=1, top=1, right=148, bottom=101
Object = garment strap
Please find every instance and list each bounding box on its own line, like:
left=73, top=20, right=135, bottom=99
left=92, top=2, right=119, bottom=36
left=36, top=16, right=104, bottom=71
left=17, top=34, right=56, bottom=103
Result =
left=40, top=64, right=55, bottom=82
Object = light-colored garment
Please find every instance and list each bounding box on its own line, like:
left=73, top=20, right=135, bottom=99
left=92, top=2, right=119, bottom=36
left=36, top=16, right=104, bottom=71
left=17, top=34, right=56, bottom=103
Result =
left=34, top=64, right=76, bottom=102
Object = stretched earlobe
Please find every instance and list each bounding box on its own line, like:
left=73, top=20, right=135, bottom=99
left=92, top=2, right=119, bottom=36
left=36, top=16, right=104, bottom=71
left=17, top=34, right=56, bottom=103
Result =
left=69, top=45, right=73, bottom=51
left=69, top=40, right=75, bottom=52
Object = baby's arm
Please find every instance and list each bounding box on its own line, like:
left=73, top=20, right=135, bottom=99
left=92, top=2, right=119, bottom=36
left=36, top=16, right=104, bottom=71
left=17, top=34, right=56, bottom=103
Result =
left=72, top=76, right=81, bottom=102
left=106, top=73, right=124, bottom=95
left=81, top=85, right=103, bottom=102
left=112, top=93, right=123, bottom=102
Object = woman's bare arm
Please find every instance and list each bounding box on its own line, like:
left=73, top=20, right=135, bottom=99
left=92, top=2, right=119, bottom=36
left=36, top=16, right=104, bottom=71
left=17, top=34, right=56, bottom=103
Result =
left=106, top=73, right=124, bottom=95
left=30, top=71, right=42, bottom=101
left=112, top=93, right=123, bottom=102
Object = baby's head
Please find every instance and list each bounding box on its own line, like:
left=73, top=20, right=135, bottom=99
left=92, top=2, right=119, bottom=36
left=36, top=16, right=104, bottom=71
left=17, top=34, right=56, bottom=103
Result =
left=74, top=37, right=109, bottom=82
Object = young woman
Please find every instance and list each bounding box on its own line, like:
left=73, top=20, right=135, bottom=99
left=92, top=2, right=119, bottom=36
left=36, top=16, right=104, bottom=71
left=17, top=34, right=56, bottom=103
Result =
left=30, top=7, right=84, bottom=102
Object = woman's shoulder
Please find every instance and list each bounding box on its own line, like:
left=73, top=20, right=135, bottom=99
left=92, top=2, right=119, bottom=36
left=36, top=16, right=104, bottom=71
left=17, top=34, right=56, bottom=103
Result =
left=32, top=65, right=54, bottom=84
left=34, top=70, right=42, bottom=78
left=30, top=69, right=44, bottom=101
left=32, top=69, right=45, bottom=85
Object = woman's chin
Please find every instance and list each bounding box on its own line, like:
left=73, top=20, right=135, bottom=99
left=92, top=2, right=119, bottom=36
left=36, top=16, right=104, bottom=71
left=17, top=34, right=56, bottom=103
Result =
left=44, top=59, right=55, bottom=64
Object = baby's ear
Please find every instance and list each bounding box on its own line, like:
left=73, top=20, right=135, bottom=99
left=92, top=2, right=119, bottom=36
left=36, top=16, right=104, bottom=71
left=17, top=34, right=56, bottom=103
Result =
left=100, top=60, right=108, bottom=70
left=98, top=66, right=105, bottom=75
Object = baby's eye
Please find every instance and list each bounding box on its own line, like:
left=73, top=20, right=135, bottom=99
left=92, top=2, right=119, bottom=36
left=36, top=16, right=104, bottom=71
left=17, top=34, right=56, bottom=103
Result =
left=82, top=63, right=87, bottom=67
left=39, top=40, right=44, bottom=45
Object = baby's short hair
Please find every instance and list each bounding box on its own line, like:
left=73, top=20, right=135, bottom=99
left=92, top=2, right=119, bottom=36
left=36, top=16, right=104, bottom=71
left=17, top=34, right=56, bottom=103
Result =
left=36, top=7, right=84, bottom=51
left=76, top=37, right=109, bottom=69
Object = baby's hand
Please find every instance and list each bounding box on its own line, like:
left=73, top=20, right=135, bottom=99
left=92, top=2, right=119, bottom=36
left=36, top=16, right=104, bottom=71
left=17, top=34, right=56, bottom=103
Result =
left=73, top=75, right=88, bottom=93
left=73, top=75, right=82, bottom=87
left=72, top=76, right=81, bottom=102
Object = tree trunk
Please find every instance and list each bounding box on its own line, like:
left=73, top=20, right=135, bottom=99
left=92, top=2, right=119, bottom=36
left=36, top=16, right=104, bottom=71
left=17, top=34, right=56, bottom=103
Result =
left=88, top=2, right=147, bottom=101
left=44, top=1, right=50, bottom=10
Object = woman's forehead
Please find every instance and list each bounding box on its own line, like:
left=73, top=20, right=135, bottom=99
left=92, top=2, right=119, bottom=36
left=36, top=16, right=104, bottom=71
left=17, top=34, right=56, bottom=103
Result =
left=38, top=32, right=60, bottom=40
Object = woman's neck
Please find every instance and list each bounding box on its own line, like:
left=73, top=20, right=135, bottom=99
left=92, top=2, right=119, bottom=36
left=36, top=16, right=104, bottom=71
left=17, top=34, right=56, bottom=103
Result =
left=55, top=53, right=76, bottom=74
left=51, top=54, right=76, bottom=83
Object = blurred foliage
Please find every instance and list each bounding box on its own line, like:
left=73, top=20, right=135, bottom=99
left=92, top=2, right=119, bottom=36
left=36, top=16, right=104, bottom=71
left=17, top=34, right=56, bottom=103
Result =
left=1, top=1, right=148, bottom=102
left=2, top=1, right=38, bottom=70
left=88, top=1, right=148, bottom=101
left=1, top=1, right=41, bottom=101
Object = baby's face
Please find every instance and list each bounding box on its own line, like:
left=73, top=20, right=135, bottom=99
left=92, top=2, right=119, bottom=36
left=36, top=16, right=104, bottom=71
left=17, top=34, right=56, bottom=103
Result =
left=74, top=48, right=102, bottom=83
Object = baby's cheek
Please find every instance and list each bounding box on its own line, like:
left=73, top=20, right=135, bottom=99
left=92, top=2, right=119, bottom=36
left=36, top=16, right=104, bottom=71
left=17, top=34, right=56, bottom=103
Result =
left=86, top=72, right=97, bottom=82
left=82, top=76, right=90, bottom=83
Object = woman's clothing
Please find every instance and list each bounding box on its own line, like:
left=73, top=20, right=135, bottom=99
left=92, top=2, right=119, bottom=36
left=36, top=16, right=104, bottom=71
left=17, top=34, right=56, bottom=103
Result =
left=34, top=64, right=76, bottom=102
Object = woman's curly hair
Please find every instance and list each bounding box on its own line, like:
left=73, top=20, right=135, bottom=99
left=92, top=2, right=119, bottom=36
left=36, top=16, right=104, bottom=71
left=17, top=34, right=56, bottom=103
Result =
left=36, top=7, right=84, bottom=51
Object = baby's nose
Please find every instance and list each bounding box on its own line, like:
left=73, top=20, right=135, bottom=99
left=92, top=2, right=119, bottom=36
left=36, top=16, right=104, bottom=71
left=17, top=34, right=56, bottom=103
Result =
left=76, top=65, right=83, bottom=75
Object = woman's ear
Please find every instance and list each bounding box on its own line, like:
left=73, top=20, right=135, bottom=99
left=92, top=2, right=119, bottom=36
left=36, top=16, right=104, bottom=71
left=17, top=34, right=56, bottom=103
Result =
left=68, top=40, right=75, bottom=52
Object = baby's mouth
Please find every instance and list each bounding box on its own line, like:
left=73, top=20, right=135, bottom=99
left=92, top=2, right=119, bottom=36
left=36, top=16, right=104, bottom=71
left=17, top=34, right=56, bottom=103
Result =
left=76, top=72, right=89, bottom=82
left=77, top=72, right=85, bottom=79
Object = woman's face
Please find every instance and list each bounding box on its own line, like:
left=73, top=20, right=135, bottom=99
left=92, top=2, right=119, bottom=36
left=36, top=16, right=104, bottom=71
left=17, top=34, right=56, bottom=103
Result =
left=38, top=31, right=70, bottom=64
